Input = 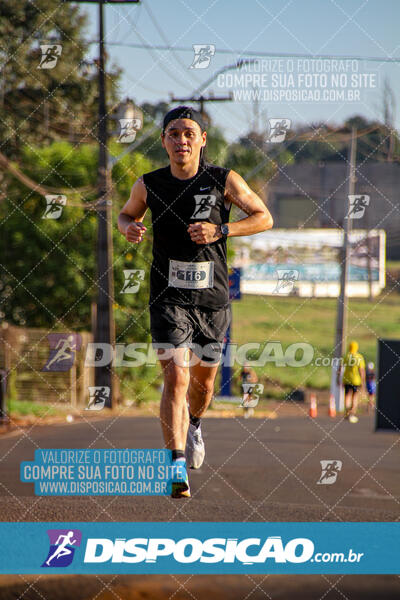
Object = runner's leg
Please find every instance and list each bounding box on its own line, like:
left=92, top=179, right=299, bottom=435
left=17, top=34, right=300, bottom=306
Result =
left=344, top=386, right=354, bottom=418
left=187, top=361, right=219, bottom=418
left=185, top=305, right=229, bottom=468
left=368, top=392, right=375, bottom=413
left=158, top=348, right=190, bottom=450
left=350, top=389, right=359, bottom=416
left=184, top=361, right=219, bottom=469
left=187, top=305, right=228, bottom=417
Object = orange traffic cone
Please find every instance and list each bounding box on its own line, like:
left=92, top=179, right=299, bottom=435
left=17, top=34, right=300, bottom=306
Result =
left=309, top=393, right=317, bottom=418
left=328, top=394, right=336, bottom=418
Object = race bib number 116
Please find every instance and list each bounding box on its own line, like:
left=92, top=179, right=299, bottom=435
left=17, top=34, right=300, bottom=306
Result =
left=168, top=259, right=214, bottom=289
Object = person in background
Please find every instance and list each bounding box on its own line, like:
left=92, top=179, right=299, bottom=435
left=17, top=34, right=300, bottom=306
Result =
left=240, top=362, right=258, bottom=418
left=365, top=361, right=376, bottom=414
left=340, top=340, right=366, bottom=424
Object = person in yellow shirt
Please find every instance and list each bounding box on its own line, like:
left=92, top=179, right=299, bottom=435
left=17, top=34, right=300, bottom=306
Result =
left=340, top=341, right=366, bottom=423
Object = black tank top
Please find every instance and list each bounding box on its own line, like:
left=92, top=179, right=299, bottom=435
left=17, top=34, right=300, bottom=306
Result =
left=143, top=162, right=231, bottom=309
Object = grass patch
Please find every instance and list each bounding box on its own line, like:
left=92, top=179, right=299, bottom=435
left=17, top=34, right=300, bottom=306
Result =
left=7, top=292, right=400, bottom=415
left=231, top=293, right=400, bottom=390
left=9, top=399, right=64, bottom=418
left=387, top=260, right=400, bottom=270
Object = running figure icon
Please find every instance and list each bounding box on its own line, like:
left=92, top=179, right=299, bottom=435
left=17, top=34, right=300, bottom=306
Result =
left=43, top=335, right=76, bottom=371
left=45, top=531, right=77, bottom=566
left=38, top=44, right=62, bottom=69
left=317, top=460, right=343, bottom=485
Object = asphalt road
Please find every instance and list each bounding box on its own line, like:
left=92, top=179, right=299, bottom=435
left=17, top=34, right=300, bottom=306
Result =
left=1, top=573, right=400, bottom=600
left=0, top=414, right=399, bottom=522
left=0, top=414, right=399, bottom=599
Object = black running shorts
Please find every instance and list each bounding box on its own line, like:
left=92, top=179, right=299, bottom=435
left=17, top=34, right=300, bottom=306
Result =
left=344, top=384, right=360, bottom=395
left=150, top=303, right=231, bottom=364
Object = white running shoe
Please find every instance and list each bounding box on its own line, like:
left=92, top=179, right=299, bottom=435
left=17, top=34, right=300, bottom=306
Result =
left=185, top=422, right=205, bottom=469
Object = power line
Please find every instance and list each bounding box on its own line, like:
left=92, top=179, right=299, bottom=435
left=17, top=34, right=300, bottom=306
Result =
left=120, top=10, right=196, bottom=93
left=170, top=93, right=233, bottom=120
left=142, top=0, right=201, bottom=82
left=123, top=8, right=251, bottom=126
left=94, top=42, right=400, bottom=63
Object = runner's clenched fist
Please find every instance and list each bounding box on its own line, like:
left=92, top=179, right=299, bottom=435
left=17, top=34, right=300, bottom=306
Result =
left=125, top=221, right=146, bottom=244
left=187, top=222, right=220, bottom=244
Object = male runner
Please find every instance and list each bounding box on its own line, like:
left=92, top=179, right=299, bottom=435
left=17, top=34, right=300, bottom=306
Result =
left=118, top=106, right=273, bottom=497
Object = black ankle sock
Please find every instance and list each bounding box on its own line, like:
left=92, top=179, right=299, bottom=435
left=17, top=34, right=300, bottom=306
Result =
left=172, top=449, right=185, bottom=461
left=189, top=414, right=201, bottom=428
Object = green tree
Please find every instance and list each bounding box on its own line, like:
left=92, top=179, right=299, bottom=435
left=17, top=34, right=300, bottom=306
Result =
left=289, top=117, right=399, bottom=164
left=225, top=130, right=294, bottom=185
left=0, top=0, right=120, bottom=160
left=0, top=140, right=159, bottom=404
left=0, top=141, right=153, bottom=334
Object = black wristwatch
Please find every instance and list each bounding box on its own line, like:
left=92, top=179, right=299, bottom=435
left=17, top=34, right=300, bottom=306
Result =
left=220, top=223, right=229, bottom=239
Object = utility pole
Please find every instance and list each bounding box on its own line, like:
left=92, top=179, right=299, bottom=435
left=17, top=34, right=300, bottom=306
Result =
left=366, top=203, right=374, bottom=302
left=252, top=86, right=260, bottom=134
left=64, top=0, right=140, bottom=408
left=170, top=93, right=232, bottom=121
left=330, top=126, right=357, bottom=412
left=94, top=0, right=114, bottom=406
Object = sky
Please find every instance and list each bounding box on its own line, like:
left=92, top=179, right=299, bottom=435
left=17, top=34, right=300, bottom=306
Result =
left=81, top=0, right=400, bottom=142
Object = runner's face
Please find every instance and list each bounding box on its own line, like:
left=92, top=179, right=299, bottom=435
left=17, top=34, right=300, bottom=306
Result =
left=162, top=118, right=206, bottom=166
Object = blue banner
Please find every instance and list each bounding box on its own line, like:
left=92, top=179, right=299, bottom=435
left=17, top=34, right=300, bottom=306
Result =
left=242, top=262, right=379, bottom=282
left=0, top=522, right=399, bottom=574
left=229, top=267, right=241, bottom=300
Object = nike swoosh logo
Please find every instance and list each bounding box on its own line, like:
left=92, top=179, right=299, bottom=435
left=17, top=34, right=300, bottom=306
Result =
left=199, top=186, right=210, bottom=191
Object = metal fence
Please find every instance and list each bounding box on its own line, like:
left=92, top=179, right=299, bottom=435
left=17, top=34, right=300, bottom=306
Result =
left=0, top=322, right=93, bottom=406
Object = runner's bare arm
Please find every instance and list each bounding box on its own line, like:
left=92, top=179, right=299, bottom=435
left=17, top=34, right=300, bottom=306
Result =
left=187, top=170, right=273, bottom=244
left=117, top=177, right=148, bottom=243
left=224, top=170, right=273, bottom=236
